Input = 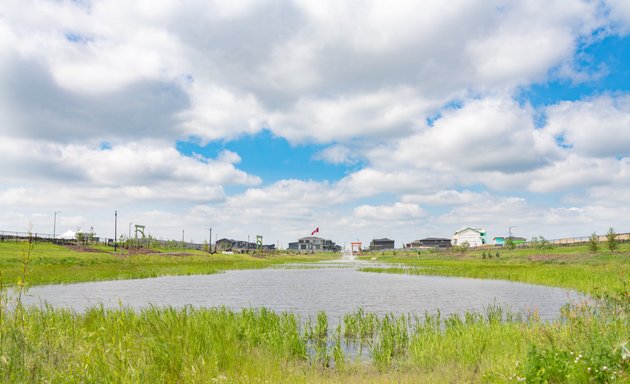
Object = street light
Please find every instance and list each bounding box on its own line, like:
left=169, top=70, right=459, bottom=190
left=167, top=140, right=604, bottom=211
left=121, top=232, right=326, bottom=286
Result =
left=53, top=211, right=60, bottom=242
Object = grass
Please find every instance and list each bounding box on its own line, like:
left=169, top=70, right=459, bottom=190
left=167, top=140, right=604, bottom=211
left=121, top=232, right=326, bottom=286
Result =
left=0, top=303, right=626, bottom=383
left=0, top=239, right=627, bottom=382
left=0, top=241, right=337, bottom=286
left=358, top=244, right=630, bottom=296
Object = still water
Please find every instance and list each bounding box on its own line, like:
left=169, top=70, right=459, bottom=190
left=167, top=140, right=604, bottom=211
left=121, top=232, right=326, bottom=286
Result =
left=22, top=261, right=582, bottom=321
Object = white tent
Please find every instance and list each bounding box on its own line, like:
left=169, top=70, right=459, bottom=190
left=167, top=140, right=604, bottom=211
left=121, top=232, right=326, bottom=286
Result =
left=59, top=229, right=76, bottom=240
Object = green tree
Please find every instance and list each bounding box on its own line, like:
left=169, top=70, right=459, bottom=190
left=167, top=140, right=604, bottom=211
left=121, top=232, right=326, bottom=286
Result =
left=588, top=232, right=599, bottom=253
left=606, top=227, right=619, bottom=252
left=505, top=237, right=516, bottom=250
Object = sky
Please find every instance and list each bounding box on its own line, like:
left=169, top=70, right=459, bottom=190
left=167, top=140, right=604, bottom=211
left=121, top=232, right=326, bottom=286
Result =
left=1, top=0, right=630, bottom=248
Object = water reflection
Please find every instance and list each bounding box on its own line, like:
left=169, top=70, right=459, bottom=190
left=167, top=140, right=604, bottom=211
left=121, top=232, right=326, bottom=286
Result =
left=22, top=263, right=582, bottom=323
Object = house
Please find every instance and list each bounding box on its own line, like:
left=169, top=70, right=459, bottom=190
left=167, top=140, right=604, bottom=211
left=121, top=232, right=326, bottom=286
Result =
left=451, top=228, right=487, bottom=247
left=494, top=236, right=527, bottom=246
left=370, top=238, right=395, bottom=250
left=406, top=238, right=452, bottom=249
left=216, top=238, right=269, bottom=252
left=290, top=236, right=341, bottom=252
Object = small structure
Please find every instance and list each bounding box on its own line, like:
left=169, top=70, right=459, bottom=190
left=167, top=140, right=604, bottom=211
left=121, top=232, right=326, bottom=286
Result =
left=494, top=236, right=526, bottom=246
left=351, top=242, right=362, bottom=255
left=370, top=238, right=395, bottom=250
left=451, top=228, right=487, bottom=247
left=406, top=238, right=452, bottom=249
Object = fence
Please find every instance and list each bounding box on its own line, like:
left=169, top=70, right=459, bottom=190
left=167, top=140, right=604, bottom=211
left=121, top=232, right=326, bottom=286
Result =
left=0, top=230, right=221, bottom=253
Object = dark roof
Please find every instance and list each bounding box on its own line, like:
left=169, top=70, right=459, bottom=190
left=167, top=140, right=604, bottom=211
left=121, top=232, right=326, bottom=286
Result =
left=420, top=237, right=451, bottom=241
left=372, top=238, right=394, bottom=242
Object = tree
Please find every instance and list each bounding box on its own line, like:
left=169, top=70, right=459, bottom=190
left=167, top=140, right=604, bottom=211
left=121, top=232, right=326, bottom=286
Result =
left=505, top=237, right=516, bottom=250
left=588, top=232, right=599, bottom=253
left=606, top=227, right=619, bottom=252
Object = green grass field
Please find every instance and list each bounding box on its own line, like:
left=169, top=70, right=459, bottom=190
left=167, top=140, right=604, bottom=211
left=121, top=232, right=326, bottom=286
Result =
left=0, top=241, right=337, bottom=286
left=358, top=244, right=630, bottom=297
left=0, top=240, right=627, bottom=383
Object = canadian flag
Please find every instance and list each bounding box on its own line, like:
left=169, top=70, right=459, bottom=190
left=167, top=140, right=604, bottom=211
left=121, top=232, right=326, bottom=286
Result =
left=311, top=227, right=319, bottom=236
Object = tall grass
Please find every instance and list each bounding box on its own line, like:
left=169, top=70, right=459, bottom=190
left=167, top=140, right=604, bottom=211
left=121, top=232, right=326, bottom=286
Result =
left=0, top=242, right=337, bottom=286
left=0, top=304, right=626, bottom=382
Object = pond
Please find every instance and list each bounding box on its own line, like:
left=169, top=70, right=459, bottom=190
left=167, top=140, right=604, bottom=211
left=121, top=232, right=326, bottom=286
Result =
left=21, top=260, right=582, bottom=322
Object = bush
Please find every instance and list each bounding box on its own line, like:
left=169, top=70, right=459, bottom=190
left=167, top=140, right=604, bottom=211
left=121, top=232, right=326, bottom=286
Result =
left=588, top=232, right=599, bottom=253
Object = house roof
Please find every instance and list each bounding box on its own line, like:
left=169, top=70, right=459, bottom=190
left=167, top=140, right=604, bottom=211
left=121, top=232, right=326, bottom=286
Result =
left=453, top=227, right=485, bottom=235
left=298, top=236, right=325, bottom=241
left=372, top=238, right=394, bottom=242
left=493, top=236, right=527, bottom=241
left=420, top=237, right=451, bottom=241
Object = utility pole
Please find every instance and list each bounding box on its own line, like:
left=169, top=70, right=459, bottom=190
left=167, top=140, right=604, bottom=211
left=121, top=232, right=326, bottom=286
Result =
left=508, top=226, right=517, bottom=238
left=53, top=211, right=60, bottom=242
left=208, top=227, right=212, bottom=253
left=114, top=211, right=118, bottom=252
left=129, top=222, right=132, bottom=239
left=182, top=229, right=185, bottom=249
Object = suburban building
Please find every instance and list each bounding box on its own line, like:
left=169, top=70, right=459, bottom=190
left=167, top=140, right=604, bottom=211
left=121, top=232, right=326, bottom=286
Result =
left=216, top=238, right=275, bottom=252
left=451, top=228, right=487, bottom=247
left=406, top=238, right=452, bottom=249
left=370, top=238, right=395, bottom=250
left=493, top=236, right=527, bottom=246
left=288, top=236, right=341, bottom=252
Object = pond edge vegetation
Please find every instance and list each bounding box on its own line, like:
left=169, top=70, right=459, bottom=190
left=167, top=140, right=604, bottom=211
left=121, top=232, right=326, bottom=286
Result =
left=0, top=236, right=628, bottom=383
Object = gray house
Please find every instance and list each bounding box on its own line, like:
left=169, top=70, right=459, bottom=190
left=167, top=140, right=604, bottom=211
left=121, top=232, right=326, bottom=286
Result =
left=289, top=236, right=341, bottom=252
left=406, top=238, right=452, bottom=249
left=370, top=238, right=395, bottom=250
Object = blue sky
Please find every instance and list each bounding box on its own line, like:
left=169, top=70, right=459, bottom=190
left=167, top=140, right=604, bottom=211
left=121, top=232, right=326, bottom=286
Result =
left=1, top=0, right=630, bottom=247
left=177, top=130, right=359, bottom=185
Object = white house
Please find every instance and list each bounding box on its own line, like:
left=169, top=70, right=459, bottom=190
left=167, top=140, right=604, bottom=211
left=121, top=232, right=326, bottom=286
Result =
left=451, top=228, right=487, bottom=247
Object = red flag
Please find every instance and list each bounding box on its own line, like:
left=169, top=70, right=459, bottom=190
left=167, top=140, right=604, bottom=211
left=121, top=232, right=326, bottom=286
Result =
left=311, top=227, right=319, bottom=236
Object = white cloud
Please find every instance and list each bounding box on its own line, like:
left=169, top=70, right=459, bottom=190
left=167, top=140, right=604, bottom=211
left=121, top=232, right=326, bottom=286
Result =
left=178, top=83, right=266, bottom=142
left=0, top=138, right=261, bottom=187
left=367, top=97, right=560, bottom=173
left=607, top=0, right=630, bottom=33
left=268, top=87, right=433, bottom=143
left=353, top=202, right=425, bottom=221
left=313, top=145, right=356, bottom=165
left=401, top=190, right=488, bottom=206
left=544, top=94, right=630, bottom=158
left=1, top=0, right=629, bottom=246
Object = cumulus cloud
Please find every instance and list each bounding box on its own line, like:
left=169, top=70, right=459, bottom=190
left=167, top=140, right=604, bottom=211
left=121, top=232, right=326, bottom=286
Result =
left=352, top=202, right=425, bottom=221
left=0, top=138, right=261, bottom=187
left=607, top=0, right=630, bottom=33
left=367, top=97, right=560, bottom=173
left=1, top=0, right=629, bottom=245
left=544, top=94, right=630, bottom=158
left=313, top=145, right=357, bottom=165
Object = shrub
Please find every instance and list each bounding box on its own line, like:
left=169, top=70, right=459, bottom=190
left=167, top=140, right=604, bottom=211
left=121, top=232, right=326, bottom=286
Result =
left=505, top=237, right=516, bottom=250
left=588, top=232, right=599, bottom=253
